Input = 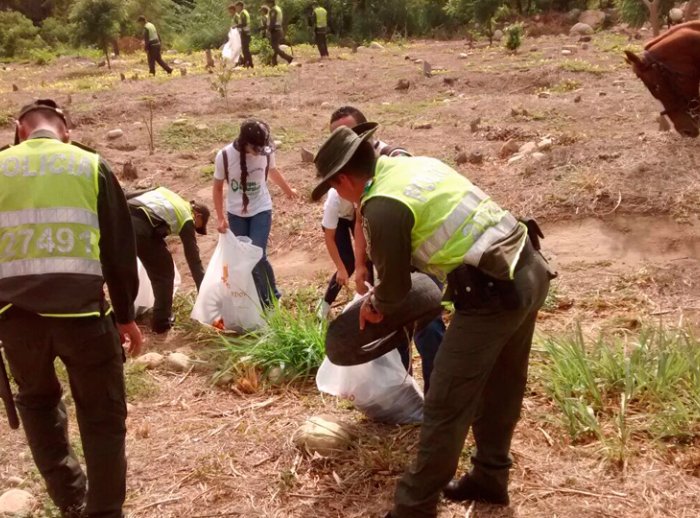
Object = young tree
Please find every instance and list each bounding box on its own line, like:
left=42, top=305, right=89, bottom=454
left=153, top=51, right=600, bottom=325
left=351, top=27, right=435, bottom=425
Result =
left=70, top=0, right=125, bottom=68
left=615, top=0, right=675, bottom=36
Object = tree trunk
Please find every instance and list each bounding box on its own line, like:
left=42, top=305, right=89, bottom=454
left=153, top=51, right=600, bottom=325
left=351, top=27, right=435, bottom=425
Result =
left=112, top=38, right=120, bottom=57
left=644, top=0, right=661, bottom=36
left=104, top=44, right=111, bottom=70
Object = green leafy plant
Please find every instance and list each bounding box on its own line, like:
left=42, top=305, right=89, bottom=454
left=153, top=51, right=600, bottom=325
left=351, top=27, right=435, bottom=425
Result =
left=0, top=10, right=43, bottom=58
left=504, top=22, right=523, bottom=52
left=210, top=61, right=235, bottom=108
left=70, top=0, right=126, bottom=68
left=29, top=48, right=57, bottom=66
left=250, top=36, right=274, bottom=66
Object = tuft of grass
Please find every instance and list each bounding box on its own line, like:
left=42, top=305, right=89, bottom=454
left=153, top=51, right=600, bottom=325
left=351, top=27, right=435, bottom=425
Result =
left=559, top=59, right=609, bottom=75
left=216, top=296, right=327, bottom=384
left=125, top=363, right=158, bottom=400
left=160, top=121, right=239, bottom=151
left=0, top=109, right=13, bottom=127
left=200, top=164, right=215, bottom=179
left=538, top=324, right=700, bottom=462
left=550, top=79, right=582, bottom=93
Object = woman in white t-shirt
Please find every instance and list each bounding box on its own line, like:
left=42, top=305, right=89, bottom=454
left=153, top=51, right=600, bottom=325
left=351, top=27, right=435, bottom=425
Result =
left=213, top=119, right=296, bottom=307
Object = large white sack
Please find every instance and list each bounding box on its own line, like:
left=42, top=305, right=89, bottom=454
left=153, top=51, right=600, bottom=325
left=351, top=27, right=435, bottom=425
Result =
left=134, top=258, right=181, bottom=316
left=222, top=28, right=242, bottom=63
left=316, top=347, right=424, bottom=425
left=190, top=231, right=264, bottom=332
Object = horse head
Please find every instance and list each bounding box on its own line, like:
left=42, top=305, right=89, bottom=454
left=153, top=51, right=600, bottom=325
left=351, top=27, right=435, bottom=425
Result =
left=625, top=25, right=700, bottom=138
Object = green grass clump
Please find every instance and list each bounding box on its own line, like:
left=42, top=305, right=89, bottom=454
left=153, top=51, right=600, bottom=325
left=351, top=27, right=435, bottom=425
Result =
left=559, top=59, right=608, bottom=75
left=538, top=324, right=700, bottom=461
left=217, top=296, right=327, bottom=383
left=160, top=121, right=239, bottom=151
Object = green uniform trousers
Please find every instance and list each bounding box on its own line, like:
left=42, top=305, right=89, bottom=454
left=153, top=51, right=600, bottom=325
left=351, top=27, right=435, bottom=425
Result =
left=392, top=243, right=552, bottom=517
left=0, top=310, right=127, bottom=518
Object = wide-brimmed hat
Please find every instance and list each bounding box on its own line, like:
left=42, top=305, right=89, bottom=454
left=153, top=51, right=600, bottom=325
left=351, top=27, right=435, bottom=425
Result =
left=311, top=123, right=378, bottom=201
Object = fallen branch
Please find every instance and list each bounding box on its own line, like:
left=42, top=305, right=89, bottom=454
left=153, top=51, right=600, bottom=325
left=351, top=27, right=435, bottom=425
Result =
left=131, top=495, right=183, bottom=513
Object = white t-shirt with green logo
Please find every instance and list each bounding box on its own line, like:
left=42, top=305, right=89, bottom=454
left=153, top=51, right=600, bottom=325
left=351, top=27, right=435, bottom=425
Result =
left=214, top=143, right=277, bottom=217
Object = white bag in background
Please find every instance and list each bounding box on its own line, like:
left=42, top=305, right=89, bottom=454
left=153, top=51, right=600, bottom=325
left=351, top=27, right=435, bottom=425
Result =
left=222, top=28, right=242, bottom=63
left=134, top=258, right=181, bottom=316
left=316, top=348, right=424, bottom=425
left=190, top=231, right=264, bottom=332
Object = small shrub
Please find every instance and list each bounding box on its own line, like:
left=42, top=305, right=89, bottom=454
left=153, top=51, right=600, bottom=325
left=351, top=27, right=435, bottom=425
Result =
left=504, top=23, right=523, bottom=52
left=209, top=61, right=235, bottom=107
left=250, top=36, right=274, bottom=66
left=41, top=17, right=76, bottom=48
left=0, top=10, right=43, bottom=58
left=29, top=48, right=56, bottom=66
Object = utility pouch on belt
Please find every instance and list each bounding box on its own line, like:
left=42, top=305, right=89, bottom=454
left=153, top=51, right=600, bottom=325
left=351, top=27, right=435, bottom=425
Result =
left=446, top=265, right=520, bottom=312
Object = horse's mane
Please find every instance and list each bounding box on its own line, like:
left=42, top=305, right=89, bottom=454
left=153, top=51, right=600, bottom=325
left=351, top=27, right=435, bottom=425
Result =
left=645, top=21, right=700, bottom=50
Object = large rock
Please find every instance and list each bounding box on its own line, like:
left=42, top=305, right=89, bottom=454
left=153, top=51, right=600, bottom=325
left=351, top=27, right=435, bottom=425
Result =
left=499, top=139, right=520, bottom=159
left=292, top=415, right=354, bottom=456
left=165, top=352, right=191, bottom=372
left=0, top=489, right=36, bottom=516
left=570, top=23, right=594, bottom=36
left=133, top=352, right=164, bottom=369
left=578, top=10, right=606, bottom=29
left=279, top=44, right=292, bottom=54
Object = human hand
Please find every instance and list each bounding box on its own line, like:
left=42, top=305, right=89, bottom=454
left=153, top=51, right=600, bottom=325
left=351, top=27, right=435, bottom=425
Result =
left=336, top=267, right=349, bottom=287
left=359, top=299, right=384, bottom=331
left=355, top=266, right=369, bottom=295
left=217, top=217, right=229, bottom=234
left=118, top=322, right=144, bottom=358
left=287, top=188, right=299, bottom=199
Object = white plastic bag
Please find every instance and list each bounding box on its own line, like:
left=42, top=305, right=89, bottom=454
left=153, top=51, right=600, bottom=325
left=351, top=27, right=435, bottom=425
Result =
left=316, top=348, right=424, bottom=425
left=190, top=231, right=264, bottom=332
left=134, top=259, right=181, bottom=316
left=222, top=28, right=242, bottom=63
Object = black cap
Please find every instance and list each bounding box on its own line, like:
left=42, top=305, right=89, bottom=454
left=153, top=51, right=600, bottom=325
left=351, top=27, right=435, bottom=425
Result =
left=239, top=119, right=273, bottom=155
left=15, top=99, right=67, bottom=145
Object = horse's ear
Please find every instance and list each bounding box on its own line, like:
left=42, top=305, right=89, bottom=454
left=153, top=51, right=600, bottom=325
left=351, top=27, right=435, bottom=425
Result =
left=624, top=50, right=642, bottom=66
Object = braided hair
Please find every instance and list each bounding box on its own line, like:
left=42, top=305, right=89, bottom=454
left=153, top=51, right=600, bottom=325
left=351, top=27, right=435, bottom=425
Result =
left=236, top=119, right=272, bottom=214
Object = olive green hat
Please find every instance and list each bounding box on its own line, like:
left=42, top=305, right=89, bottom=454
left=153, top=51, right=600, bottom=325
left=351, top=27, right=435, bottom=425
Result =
left=312, top=123, right=378, bottom=201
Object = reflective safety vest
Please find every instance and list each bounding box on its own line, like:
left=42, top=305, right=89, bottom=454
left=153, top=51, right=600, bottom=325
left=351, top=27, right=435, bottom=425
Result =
left=145, top=22, right=159, bottom=42
left=239, top=9, right=250, bottom=32
left=272, top=5, right=283, bottom=27
left=232, top=13, right=240, bottom=27
left=314, top=7, right=328, bottom=29
left=133, top=187, right=193, bottom=236
left=0, top=138, right=103, bottom=316
left=361, top=156, right=523, bottom=280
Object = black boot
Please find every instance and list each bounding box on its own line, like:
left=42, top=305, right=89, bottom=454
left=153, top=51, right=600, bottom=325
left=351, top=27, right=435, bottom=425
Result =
left=443, top=473, right=509, bottom=505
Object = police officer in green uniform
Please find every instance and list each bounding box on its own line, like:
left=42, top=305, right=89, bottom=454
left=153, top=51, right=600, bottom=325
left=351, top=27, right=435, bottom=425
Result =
left=234, top=2, right=254, bottom=68
left=311, top=1, right=329, bottom=58
left=137, top=15, right=173, bottom=76
left=127, top=187, right=209, bottom=334
left=0, top=99, right=143, bottom=518
left=265, top=0, right=293, bottom=65
left=312, top=126, right=554, bottom=517
left=259, top=5, right=270, bottom=38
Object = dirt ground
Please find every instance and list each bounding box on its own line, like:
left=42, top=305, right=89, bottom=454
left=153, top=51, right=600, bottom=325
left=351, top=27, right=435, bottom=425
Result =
left=1, top=30, right=699, bottom=517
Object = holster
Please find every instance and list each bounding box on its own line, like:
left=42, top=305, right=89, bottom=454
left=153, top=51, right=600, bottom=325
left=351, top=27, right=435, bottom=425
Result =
left=446, top=265, right=520, bottom=312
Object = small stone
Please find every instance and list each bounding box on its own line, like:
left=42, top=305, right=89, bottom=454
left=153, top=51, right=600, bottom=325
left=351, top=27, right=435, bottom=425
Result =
left=413, top=122, right=432, bottom=130
left=499, top=139, right=519, bottom=159
left=532, top=152, right=546, bottom=162
left=106, top=129, right=123, bottom=140
left=458, top=53, right=468, bottom=59
left=290, top=62, right=302, bottom=68
left=519, top=141, right=537, bottom=155
left=395, top=79, right=411, bottom=91
left=165, top=352, right=191, bottom=372
left=274, top=139, right=282, bottom=147
left=133, top=352, right=164, bottom=369
left=121, top=160, right=138, bottom=181
left=507, top=154, right=524, bottom=165
left=293, top=415, right=354, bottom=457
left=537, top=138, right=553, bottom=150
left=579, top=35, right=592, bottom=42
left=300, top=148, right=315, bottom=163
left=443, top=77, right=457, bottom=86
left=455, top=151, right=469, bottom=165
left=120, top=73, right=126, bottom=81
left=369, top=41, right=384, bottom=50
left=469, top=117, right=481, bottom=133
left=0, top=489, right=36, bottom=516
left=581, top=43, right=589, bottom=50
left=413, top=58, right=424, bottom=64
left=195, top=124, right=208, bottom=131
left=574, top=95, right=582, bottom=103
left=173, top=118, right=188, bottom=126
left=669, top=8, right=684, bottom=23
left=529, top=46, right=539, bottom=52
left=179, top=68, right=187, bottom=77
left=538, top=91, right=551, bottom=99
left=6, top=476, right=24, bottom=487
left=321, top=101, right=331, bottom=108
left=598, top=91, right=607, bottom=96
left=126, top=402, right=135, bottom=413
left=279, top=44, right=292, bottom=54
left=467, top=151, right=484, bottom=165
left=561, top=49, right=573, bottom=56
left=173, top=59, right=183, bottom=65
left=612, top=80, right=624, bottom=86
left=97, top=60, right=106, bottom=68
